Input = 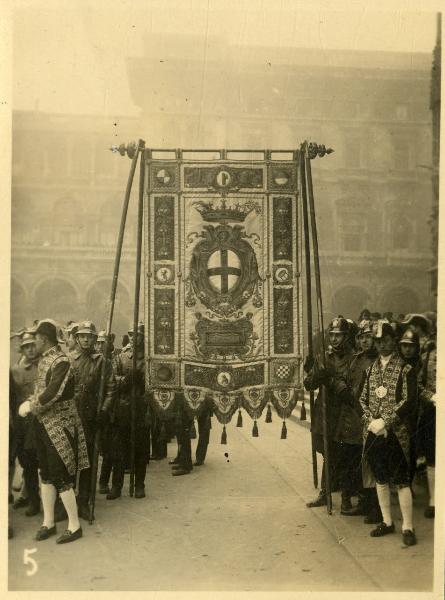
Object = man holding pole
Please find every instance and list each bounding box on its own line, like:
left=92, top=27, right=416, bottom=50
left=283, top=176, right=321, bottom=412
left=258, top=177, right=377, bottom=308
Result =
left=303, top=317, right=353, bottom=509
left=108, top=322, right=150, bottom=498
left=71, top=321, right=116, bottom=520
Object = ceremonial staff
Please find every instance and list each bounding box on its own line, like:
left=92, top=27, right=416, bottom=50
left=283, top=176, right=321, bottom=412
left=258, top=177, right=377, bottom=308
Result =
left=89, top=139, right=145, bottom=523
left=303, top=140, right=333, bottom=515
left=129, top=142, right=146, bottom=497
left=298, top=150, right=318, bottom=489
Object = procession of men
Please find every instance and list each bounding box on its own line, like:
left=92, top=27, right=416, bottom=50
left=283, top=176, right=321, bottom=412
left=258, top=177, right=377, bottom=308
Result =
left=9, top=318, right=210, bottom=544
left=9, top=310, right=436, bottom=550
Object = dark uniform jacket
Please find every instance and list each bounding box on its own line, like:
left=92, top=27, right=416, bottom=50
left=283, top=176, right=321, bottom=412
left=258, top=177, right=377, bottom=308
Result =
left=70, top=349, right=115, bottom=424
left=304, top=346, right=354, bottom=441
left=113, top=346, right=149, bottom=428
left=343, top=349, right=378, bottom=445
left=11, top=357, right=39, bottom=450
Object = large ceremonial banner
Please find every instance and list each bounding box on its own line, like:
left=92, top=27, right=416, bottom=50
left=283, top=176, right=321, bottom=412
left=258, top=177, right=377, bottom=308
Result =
left=144, top=151, right=304, bottom=432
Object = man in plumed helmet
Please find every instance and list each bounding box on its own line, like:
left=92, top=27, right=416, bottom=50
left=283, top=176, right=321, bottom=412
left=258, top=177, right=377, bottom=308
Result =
left=108, top=322, right=150, bottom=498
left=18, top=319, right=89, bottom=544
left=303, top=317, right=355, bottom=510
left=359, top=320, right=418, bottom=546
left=11, top=331, right=41, bottom=517
left=71, top=321, right=116, bottom=520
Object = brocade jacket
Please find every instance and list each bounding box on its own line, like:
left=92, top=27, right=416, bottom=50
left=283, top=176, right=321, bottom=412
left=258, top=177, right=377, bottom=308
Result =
left=29, top=345, right=89, bottom=476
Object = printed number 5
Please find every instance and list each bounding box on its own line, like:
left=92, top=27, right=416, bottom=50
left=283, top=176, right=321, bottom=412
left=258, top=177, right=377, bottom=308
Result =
left=24, top=548, right=38, bottom=576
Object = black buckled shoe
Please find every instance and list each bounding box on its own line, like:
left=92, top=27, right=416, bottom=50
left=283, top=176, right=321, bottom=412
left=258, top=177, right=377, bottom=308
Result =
left=56, top=527, right=83, bottom=544
left=106, top=488, right=121, bottom=500
left=35, top=525, right=57, bottom=541
left=306, top=490, right=327, bottom=508
left=134, top=487, right=146, bottom=499
left=172, top=468, right=191, bottom=476
left=402, top=529, right=417, bottom=546
left=370, top=522, right=395, bottom=537
left=169, top=458, right=179, bottom=465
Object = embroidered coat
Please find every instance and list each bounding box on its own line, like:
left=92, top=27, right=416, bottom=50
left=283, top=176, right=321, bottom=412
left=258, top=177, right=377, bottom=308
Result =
left=359, top=353, right=418, bottom=465
left=29, top=345, right=89, bottom=476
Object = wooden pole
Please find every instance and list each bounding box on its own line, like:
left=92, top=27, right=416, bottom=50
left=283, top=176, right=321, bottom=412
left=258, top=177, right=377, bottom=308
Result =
left=298, top=150, right=318, bottom=489
left=303, top=142, right=332, bottom=514
left=129, top=142, right=146, bottom=497
left=88, top=139, right=144, bottom=523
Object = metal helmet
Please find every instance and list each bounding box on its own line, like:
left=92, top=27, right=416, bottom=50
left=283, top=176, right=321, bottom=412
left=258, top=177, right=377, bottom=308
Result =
left=372, top=319, right=396, bottom=340
left=20, top=331, right=36, bottom=348
left=32, top=319, right=64, bottom=344
left=128, top=321, right=144, bottom=335
left=65, top=321, right=78, bottom=337
left=357, top=319, right=373, bottom=336
left=75, top=321, right=98, bottom=337
left=97, top=330, right=107, bottom=343
left=399, top=327, right=420, bottom=346
left=401, top=313, right=431, bottom=333
left=328, top=317, right=349, bottom=334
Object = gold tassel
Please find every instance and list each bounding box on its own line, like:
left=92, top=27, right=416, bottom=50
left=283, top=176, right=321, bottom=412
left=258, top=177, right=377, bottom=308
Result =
left=300, top=400, right=307, bottom=421
left=252, top=420, right=259, bottom=437
left=236, top=409, right=243, bottom=427
left=190, top=419, right=197, bottom=439
left=281, top=420, right=287, bottom=439
left=265, top=404, right=272, bottom=423
left=221, top=425, right=227, bottom=445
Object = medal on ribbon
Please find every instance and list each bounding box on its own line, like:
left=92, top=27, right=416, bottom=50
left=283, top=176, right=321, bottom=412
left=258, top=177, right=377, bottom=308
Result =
left=375, top=385, right=387, bottom=399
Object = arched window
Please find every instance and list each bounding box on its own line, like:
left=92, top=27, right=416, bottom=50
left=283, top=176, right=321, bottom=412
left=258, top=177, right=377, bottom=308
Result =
left=33, top=278, right=79, bottom=324
left=52, top=197, right=85, bottom=246
left=98, top=201, right=121, bottom=247
left=341, top=214, right=365, bottom=252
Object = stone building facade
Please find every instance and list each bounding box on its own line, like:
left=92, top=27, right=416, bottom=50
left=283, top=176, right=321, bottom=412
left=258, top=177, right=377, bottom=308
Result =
left=11, top=40, right=437, bottom=338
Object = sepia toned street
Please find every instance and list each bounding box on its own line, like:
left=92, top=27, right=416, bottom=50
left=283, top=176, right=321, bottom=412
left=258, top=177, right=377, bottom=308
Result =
left=8, top=416, right=434, bottom=592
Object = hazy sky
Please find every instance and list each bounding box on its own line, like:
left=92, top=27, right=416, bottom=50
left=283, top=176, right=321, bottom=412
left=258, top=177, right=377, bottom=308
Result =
left=12, top=1, right=439, bottom=116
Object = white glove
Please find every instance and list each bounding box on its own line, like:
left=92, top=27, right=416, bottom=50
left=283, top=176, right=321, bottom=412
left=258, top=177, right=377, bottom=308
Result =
left=18, top=400, right=31, bottom=418
left=368, top=418, right=386, bottom=435
left=431, top=393, right=436, bottom=406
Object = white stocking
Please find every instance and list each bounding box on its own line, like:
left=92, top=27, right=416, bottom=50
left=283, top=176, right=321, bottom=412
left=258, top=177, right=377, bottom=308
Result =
left=397, top=486, right=413, bottom=531
left=375, top=482, right=392, bottom=526
left=40, top=482, right=57, bottom=528
left=59, top=487, right=81, bottom=533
